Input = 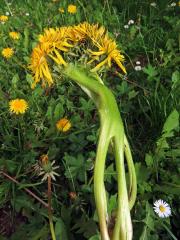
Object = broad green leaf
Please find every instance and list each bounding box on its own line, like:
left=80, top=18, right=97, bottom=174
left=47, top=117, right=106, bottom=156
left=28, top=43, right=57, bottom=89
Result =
left=46, top=106, right=53, bottom=121
left=55, top=218, right=68, bottom=240
left=140, top=202, right=154, bottom=240
left=12, top=74, right=19, bottom=88
left=104, top=164, right=116, bottom=183
left=162, top=109, right=179, bottom=133
left=54, top=102, right=64, bottom=121
left=145, top=154, right=153, bottom=167
left=107, top=194, right=117, bottom=214
left=143, top=64, right=158, bottom=79
left=26, top=73, right=34, bottom=85
left=172, top=71, right=179, bottom=89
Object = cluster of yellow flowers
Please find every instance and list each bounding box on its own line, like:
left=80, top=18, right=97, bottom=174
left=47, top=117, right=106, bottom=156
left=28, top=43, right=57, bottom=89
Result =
left=59, top=4, right=77, bottom=14
left=29, top=22, right=126, bottom=87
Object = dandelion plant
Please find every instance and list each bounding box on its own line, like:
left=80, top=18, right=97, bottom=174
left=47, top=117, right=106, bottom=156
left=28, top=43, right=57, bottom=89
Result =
left=30, top=22, right=137, bottom=240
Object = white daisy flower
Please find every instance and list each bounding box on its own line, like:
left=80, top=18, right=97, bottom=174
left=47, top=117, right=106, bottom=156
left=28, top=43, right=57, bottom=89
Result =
left=6, top=12, right=10, bottom=16
left=150, top=2, right=157, bottom=7
left=135, top=66, right=142, bottom=71
left=124, top=24, right=129, bottom=29
left=136, top=61, right=141, bottom=65
left=128, top=19, right=134, bottom=25
left=153, top=199, right=171, bottom=218
left=170, top=2, right=176, bottom=7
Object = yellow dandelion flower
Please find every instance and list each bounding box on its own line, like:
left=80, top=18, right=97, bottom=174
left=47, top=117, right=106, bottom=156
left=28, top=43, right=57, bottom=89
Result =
left=59, top=8, right=64, bottom=13
left=30, top=27, right=73, bottom=86
left=29, top=44, right=53, bottom=86
left=9, top=31, right=20, bottom=40
left=9, top=99, right=28, bottom=114
left=56, top=118, right=71, bottom=132
left=2, top=47, right=14, bottom=59
left=0, top=15, right=8, bottom=23
left=90, top=36, right=126, bottom=73
left=68, top=4, right=77, bottom=14
left=85, top=24, right=126, bottom=73
left=72, top=22, right=126, bottom=73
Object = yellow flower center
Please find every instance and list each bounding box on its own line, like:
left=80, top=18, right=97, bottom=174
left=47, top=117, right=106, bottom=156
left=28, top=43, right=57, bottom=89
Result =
left=159, top=205, right=166, bottom=212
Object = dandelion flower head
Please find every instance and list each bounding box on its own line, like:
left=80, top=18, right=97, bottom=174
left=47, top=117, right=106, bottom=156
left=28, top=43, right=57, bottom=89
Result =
left=9, top=99, right=28, bottom=114
left=35, top=154, right=59, bottom=181
left=59, top=8, right=64, bottom=13
left=0, top=15, right=8, bottom=23
left=9, top=31, right=20, bottom=40
left=68, top=4, right=77, bottom=14
left=30, top=22, right=126, bottom=87
left=56, top=118, right=71, bottom=132
left=2, top=48, right=14, bottom=59
left=153, top=199, right=171, bottom=218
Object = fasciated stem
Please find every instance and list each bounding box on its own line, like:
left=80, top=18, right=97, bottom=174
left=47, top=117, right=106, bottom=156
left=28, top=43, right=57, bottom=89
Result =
left=64, top=65, right=136, bottom=240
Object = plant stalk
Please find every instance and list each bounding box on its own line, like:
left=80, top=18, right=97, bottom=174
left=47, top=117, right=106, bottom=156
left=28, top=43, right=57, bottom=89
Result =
left=48, top=176, right=56, bottom=240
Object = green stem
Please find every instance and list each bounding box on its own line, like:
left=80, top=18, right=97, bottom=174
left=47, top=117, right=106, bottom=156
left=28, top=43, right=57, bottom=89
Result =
left=94, top=123, right=111, bottom=240
left=160, top=222, right=177, bottom=240
left=112, top=134, right=132, bottom=240
left=124, top=135, right=137, bottom=210
left=48, top=176, right=56, bottom=240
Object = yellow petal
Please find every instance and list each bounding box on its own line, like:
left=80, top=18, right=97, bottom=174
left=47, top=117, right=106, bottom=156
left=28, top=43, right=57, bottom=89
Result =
left=91, top=58, right=108, bottom=72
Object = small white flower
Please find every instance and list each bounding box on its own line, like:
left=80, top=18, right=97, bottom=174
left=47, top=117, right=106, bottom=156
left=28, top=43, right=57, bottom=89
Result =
left=6, top=12, right=10, bottom=16
left=153, top=199, right=171, bottom=218
left=25, top=13, right=30, bottom=16
left=136, top=61, right=141, bottom=65
left=124, top=24, right=129, bottom=29
left=170, top=2, right=176, bottom=7
left=135, top=66, right=142, bottom=71
left=128, top=19, right=134, bottom=25
left=150, top=2, right=157, bottom=7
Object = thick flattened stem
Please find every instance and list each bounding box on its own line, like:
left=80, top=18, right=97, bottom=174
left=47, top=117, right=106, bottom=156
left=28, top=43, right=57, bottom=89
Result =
left=112, top=134, right=132, bottom=240
left=124, top=135, right=137, bottom=210
left=94, top=123, right=111, bottom=240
